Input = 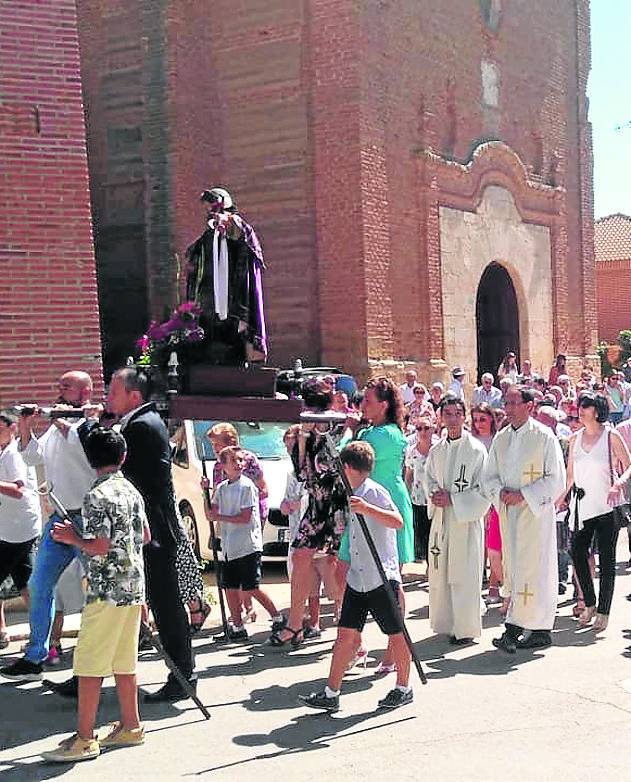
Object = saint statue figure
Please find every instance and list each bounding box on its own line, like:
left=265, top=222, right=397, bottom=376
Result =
left=185, top=187, right=267, bottom=365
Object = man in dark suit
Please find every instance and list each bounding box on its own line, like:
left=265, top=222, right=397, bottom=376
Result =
left=107, top=367, right=195, bottom=702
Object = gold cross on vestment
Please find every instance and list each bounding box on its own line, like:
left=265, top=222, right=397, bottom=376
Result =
left=522, top=464, right=542, bottom=483
left=517, top=583, right=534, bottom=607
left=430, top=534, right=441, bottom=569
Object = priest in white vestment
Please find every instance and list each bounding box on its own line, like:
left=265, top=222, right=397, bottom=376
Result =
left=483, top=385, right=566, bottom=653
left=425, top=397, right=491, bottom=643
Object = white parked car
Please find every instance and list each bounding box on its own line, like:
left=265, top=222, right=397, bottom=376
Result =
left=170, top=419, right=292, bottom=564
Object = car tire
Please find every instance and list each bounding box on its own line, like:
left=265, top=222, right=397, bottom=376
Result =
left=180, top=502, right=201, bottom=561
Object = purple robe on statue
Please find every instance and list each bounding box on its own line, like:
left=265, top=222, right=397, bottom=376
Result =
left=186, top=212, right=267, bottom=364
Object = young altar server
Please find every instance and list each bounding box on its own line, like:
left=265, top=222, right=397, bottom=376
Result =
left=425, top=396, right=490, bottom=644
left=483, top=385, right=566, bottom=653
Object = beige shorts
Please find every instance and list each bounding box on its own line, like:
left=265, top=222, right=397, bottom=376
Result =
left=73, top=601, right=142, bottom=677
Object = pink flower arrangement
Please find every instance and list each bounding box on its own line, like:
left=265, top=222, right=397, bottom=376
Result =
left=136, top=301, right=204, bottom=365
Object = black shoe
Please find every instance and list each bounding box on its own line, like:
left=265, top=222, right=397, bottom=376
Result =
left=377, top=687, right=414, bottom=711
left=46, top=675, right=79, bottom=698
left=558, top=583, right=567, bottom=596
left=145, top=679, right=197, bottom=703
left=492, top=633, right=517, bottom=655
left=298, top=690, right=339, bottom=713
left=227, top=625, right=248, bottom=641
left=0, top=658, right=43, bottom=682
left=449, top=636, right=473, bottom=646
left=515, top=630, right=552, bottom=650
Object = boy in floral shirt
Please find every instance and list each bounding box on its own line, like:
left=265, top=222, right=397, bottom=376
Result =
left=42, top=427, right=150, bottom=763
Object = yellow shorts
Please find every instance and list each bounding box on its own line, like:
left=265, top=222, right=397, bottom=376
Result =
left=73, top=601, right=142, bottom=677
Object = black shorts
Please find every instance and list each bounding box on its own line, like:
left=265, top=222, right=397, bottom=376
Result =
left=222, top=551, right=262, bottom=591
left=338, top=580, right=402, bottom=636
left=0, top=537, right=37, bottom=592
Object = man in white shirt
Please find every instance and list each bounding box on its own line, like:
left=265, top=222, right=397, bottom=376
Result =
left=472, top=373, right=502, bottom=408
left=399, top=370, right=418, bottom=405
left=0, top=371, right=97, bottom=683
left=0, top=411, right=42, bottom=648
left=299, top=442, right=412, bottom=713
left=448, top=367, right=466, bottom=400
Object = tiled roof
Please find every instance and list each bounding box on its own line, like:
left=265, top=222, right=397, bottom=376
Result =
left=595, top=213, right=631, bottom=262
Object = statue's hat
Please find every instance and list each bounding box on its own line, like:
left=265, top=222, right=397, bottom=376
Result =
left=200, top=187, right=234, bottom=209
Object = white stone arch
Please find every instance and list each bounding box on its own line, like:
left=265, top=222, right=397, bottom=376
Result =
left=439, top=184, right=554, bottom=382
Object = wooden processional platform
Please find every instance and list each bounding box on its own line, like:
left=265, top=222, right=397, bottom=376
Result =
left=167, top=364, right=303, bottom=422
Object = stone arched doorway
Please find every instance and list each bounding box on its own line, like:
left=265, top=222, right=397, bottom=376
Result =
left=476, top=262, right=520, bottom=381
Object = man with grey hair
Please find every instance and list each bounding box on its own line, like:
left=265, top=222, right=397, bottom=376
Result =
left=107, top=367, right=195, bottom=703
left=472, top=373, right=502, bottom=408
left=399, top=370, right=418, bottom=405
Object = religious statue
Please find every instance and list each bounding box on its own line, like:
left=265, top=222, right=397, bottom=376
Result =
left=185, top=187, right=267, bottom=366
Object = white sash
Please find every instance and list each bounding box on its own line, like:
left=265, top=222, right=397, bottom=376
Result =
left=213, top=230, right=229, bottom=320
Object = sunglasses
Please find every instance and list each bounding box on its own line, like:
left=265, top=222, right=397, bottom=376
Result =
left=416, top=425, right=433, bottom=431
left=568, top=416, right=579, bottom=422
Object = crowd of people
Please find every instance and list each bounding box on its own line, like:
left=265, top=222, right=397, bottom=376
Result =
left=1, top=353, right=631, bottom=760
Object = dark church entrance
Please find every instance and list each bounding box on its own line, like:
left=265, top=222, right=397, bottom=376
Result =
left=476, top=262, right=520, bottom=382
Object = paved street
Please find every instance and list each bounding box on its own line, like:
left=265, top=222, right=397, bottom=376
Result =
left=3, top=550, right=631, bottom=782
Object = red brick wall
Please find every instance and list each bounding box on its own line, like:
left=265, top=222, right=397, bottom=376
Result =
left=0, top=0, right=102, bottom=406
left=364, top=0, right=595, bottom=368
left=166, top=0, right=324, bottom=369
left=76, top=0, right=596, bottom=379
left=596, top=260, right=631, bottom=343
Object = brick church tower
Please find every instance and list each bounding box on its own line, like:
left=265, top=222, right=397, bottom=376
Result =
left=77, top=0, right=597, bottom=383
left=0, top=0, right=102, bottom=405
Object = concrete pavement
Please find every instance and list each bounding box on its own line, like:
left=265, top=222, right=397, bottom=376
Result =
left=3, top=552, right=631, bottom=781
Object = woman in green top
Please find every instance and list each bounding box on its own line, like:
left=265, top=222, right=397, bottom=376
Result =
left=341, top=377, right=415, bottom=564
left=340, top=377, right=415, bottom=674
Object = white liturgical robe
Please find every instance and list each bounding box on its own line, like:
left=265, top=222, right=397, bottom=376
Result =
left=425, top=432, right=490, bottom=639
left=483, top=417, right=566, bottom=631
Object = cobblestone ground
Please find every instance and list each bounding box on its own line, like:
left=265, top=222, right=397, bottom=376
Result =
left=3, top=551, right=631, bottom=782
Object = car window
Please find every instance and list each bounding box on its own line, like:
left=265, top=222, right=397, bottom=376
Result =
left=192, top=421, right=290, bottom=461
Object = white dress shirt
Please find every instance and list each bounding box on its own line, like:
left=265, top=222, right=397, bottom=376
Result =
left=20, top=422, right=96, bottom=510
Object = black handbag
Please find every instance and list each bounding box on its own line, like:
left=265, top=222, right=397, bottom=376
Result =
left=608, top=430, right=631, bottom=530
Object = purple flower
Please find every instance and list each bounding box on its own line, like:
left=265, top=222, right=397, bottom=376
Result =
left=136, top=334, right=150, bottom=352
left=187, top=327, right=205, bottom=343
left=177, top=301, right=202, bottom=317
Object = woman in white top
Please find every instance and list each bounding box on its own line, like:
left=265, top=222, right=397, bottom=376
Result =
left=404, top=415, right=435, bottom=567
left=565, top=393, right=631, bottom=631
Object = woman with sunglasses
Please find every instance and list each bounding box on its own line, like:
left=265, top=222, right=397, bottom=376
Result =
left=404, top=416, right=436, bottom=568
left=565, top=393, right=631, bottom=631
left=405, top=385, right=434, bottom=433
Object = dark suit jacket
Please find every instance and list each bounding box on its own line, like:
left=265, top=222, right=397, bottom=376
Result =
left=121, top=403, right=181, bottom=550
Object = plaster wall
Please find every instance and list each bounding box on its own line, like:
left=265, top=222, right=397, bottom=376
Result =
left=439, top=185, right=554, bottom=382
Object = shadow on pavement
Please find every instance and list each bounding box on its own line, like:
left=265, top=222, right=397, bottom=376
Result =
left=188, top=711, right=417, bottom=775
left=0, top=674, right=194, bottom=779
left=244, top=672, right=375, bottom=714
